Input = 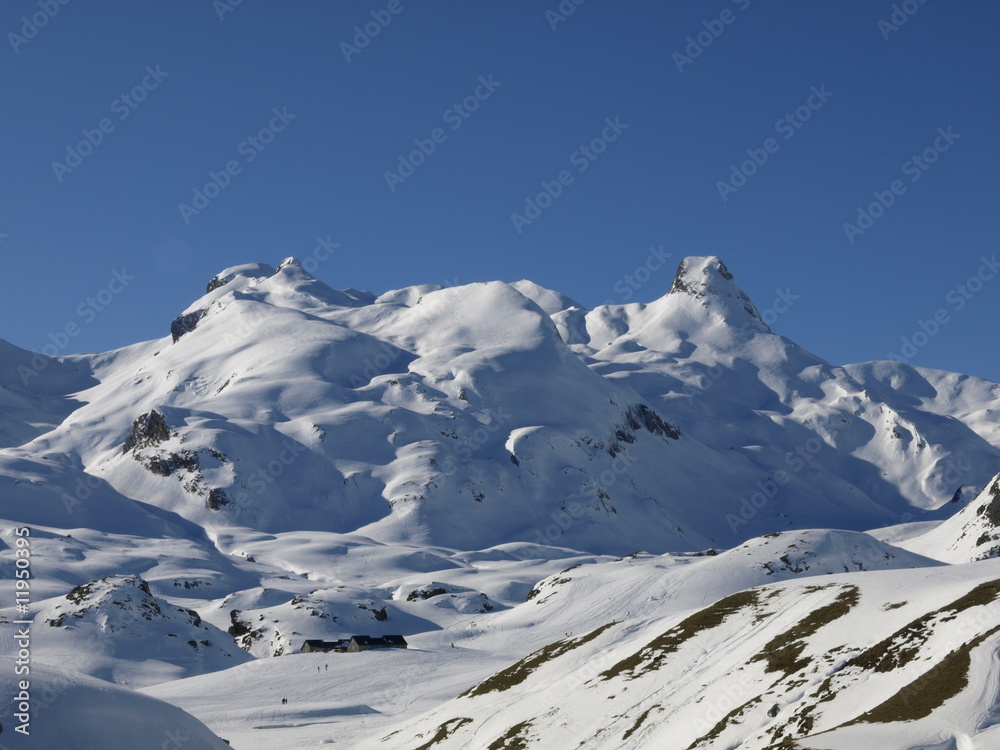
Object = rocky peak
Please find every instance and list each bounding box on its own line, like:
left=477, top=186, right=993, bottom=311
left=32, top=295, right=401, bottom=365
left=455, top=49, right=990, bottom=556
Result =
left=667, top=256, right=768, bottom=330
left=122, top=410, right=171, bottom=454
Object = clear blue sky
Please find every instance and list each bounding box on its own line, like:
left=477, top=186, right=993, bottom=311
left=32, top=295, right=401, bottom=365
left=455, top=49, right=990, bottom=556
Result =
left=2, top=1, right=998, bottom=382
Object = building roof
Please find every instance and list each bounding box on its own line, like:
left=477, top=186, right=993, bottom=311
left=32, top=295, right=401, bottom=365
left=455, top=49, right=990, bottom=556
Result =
left=349, top=635, right=407, bottom=646
left=301, top=638, right=348, bottom=649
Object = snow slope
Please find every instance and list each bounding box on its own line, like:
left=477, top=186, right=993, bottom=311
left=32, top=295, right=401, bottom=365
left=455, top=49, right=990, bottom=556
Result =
left=7, top=256, right=997, bottom=555
left=360, top=559, right=1000, bottom=750
left=895, top=471, right=1000, bottom=563
left=0, top=658, right=232, bottom=749
left=0, top=255, right=998, bottom=748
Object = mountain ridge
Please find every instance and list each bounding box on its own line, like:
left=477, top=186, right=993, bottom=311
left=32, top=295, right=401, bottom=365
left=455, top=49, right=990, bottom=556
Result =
left=1, top=255, right=998, bottom=748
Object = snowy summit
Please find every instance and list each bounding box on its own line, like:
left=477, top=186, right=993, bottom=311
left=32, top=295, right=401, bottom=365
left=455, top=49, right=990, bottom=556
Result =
left=1, top=256, right=999, bottom=749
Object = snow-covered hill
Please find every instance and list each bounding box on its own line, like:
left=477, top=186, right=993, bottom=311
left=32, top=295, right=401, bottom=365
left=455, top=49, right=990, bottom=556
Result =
left=0, top=658, right=233, bottom=750
left=1, top=255, right=998, bottom=748
left=360, top=559, right=1000, bottom=750
left=28, top=573, right=251, bottom=686
left=894, top=472, right=1000, bottom=563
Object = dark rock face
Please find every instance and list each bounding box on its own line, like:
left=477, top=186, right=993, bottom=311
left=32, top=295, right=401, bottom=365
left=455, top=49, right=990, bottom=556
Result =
left=170, top=309, right=206, bottom=343
left=406, top=587, right=449, bottom=601
left=978, top=481, right=1000, bottom=528
left=667, top=257, right=764, bottom=324
left=123, top=410, right=171, bottom=454
left=669, top=257, right=734, bottom=296
left=669, top=259, right=694, bottom=296
left=147, top=451, right=200, bottom=477
left=206, top=275, right=227, bottom=293
left=228, top=609, right=264, bottom=651
left=177, top=607, right=202, bottom=628
left=625, top=404, right=681, bottom=441
left=605, top=404, right=681, bottom=457
left=227, top=610, right=250, bottom=638
left=124, top=412, right=231, bottom=503
left=972, top=480, right=1000, bottom=558
left=207, top=488, right=230, bottom=510
left=578, top=403, right=681, bottom=460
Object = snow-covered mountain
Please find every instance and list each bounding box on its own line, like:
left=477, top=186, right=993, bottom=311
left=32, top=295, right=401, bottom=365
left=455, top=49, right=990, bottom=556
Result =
left=9, top=256, right=997, bottom=548
left=893, top=472, right=1000, bottom=564
left=362, top=558, right=1000, bottom=750
left=1, top=256, right=998, bottom=748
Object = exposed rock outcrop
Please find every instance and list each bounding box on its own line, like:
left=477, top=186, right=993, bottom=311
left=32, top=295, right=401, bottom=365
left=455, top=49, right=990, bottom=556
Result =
left=171, top=309, right=205, bottom=343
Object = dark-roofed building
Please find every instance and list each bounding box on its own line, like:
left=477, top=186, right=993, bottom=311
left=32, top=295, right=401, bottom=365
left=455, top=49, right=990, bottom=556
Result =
left=346, top=635, right=408, bottom=652
left=300, top=639, right=349, bottom=653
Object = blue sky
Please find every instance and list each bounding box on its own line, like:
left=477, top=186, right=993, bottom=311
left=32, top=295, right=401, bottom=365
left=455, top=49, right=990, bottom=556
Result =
left=2, top=1, right=998, bottom=381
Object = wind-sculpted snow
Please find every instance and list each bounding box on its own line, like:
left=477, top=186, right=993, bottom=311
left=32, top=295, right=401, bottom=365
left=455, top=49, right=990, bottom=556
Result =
left=0, top=338, right=96, bottom=449
left=1, top=255, right=1000, bottom=747
left=5, top=256, right=999, bottom=550
left=897, top=473, right=1000, bottom=563
left=0, top=659, right=232, bottom=750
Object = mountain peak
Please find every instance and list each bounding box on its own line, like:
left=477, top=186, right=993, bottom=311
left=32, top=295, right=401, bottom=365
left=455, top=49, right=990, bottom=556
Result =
left=276, top=256, right=303, bottom=273
left=666, top=256, right=767, bottom=330
left=667, top=256, right=735, bottom=297
left=206, top=262, right=276, bottom=293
